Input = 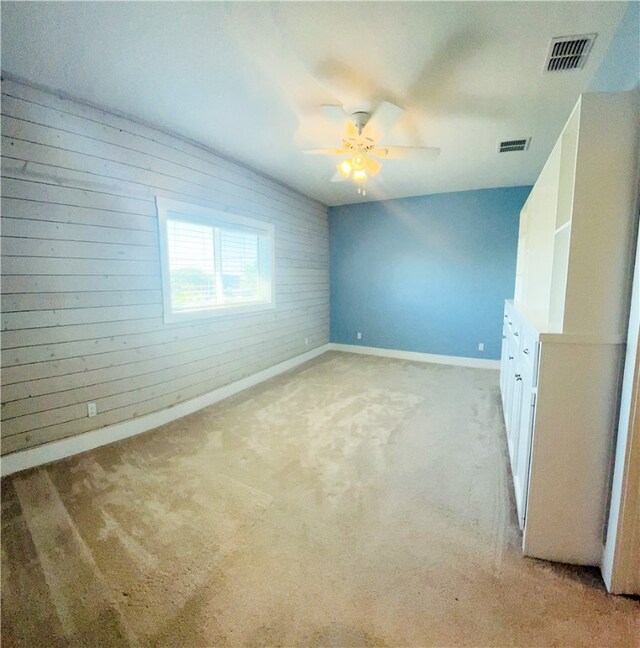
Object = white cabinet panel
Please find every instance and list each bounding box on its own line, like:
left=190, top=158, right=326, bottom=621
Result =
left=523, top=342, right=623, bottom=564
left=500, top=90, right=638, bottom=566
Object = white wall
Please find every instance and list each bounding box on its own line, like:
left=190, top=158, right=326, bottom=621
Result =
left=1, top=78, right=329, bottom=456
left=590, top=2, right=640, bottom=592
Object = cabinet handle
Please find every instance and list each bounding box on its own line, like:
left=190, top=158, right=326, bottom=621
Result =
left=523, top=348, right=529, bottom=355
left=515, top=374, right=522, bottom=381
left=508, top=356, right=514, bottom=360
left=502, top=335, right=506, bottom=339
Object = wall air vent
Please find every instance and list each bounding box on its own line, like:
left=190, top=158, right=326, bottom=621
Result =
left=545, top=34, right=597, bottom=71
left=498, top=138, right=530, bottom=153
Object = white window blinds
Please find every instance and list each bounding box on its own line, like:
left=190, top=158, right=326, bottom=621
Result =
left=167, top=219, right=217, bottom=311
left=157, top=198, right=274, bottom=322
left=221, top=230, right=260, bottom=301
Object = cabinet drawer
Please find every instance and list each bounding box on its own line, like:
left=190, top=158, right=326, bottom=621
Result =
left=519, top=322, right=538, bottom=364
left=508, top=321, right=522, bottom=349
left=504, top=304, right=520, bottom=343
left=521, top=323, right=540, bottom=386
left=503, top=303, right=513, bottom=331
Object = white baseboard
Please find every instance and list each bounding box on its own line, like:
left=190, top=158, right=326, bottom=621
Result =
left=1, top=344, right=330, bottom=477
left=328, top=343, right=501, bottom=370
left=2, top=342, right=498, bottom=476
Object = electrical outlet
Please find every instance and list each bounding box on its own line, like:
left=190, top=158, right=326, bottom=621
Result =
left=478, top=342, right=485, bottom=351
left=357, top=331, right=362, bottom=340
left=87, top=402, right=97, bottom=417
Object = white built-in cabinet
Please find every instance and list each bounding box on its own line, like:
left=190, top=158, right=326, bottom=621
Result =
left=500, top=91, right=639, bottom=566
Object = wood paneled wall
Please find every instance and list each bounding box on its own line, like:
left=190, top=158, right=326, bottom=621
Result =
left=1, top=78, right=329, bottom=455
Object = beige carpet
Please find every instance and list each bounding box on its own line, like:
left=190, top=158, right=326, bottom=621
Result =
left=1, top=351, right=638, bottom=647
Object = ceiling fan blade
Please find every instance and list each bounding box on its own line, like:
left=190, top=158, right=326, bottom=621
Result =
left=363, top=101, right=406, bottom=137
left=344, top=120, right=358, bottom=139
left=364, top=157, right=383, bottom=177
left=371, top=146, right=441, bottom=160
left=330, top=172, right=347, bottom=182
left=319, top=105, right=346, bottom=125
left=301, top=148, right=347, bottom=156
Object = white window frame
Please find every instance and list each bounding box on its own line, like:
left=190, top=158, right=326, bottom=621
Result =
left=156, top=197, right=275, bottom=324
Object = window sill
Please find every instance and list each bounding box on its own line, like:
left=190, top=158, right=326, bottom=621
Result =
left=163, top=300, right=276, bottom=324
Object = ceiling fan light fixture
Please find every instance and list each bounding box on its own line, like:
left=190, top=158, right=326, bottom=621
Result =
left=338, top=153, right=377, bottom=191
left=337, top=159, right=353, bottom=178
left=352, top=154, right=366, bottom=171
left=352, top=168, right=368, bottom=196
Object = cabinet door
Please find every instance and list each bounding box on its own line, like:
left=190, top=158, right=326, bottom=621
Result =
left=508, top=354, right=524, bottom=464
left=500, top=325, right=509, bottom=406
left=503, top=336, right=517, bottom=435
left=513, top=356, right=535, bottom=529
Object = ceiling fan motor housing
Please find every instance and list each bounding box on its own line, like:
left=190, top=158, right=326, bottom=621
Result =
left=351, top=111, right=370, bottom=135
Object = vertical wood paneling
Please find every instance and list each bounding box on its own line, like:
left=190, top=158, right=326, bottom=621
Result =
left=1, top=78, right=329, bottom=455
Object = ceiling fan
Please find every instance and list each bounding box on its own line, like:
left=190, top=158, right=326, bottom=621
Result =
left=301, top=101, right=440, bottom=195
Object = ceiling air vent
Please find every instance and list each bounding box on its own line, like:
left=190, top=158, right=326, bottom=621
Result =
left=545, top=34, right=597, bottom=71
left=498, top=138, right=530, bottom=153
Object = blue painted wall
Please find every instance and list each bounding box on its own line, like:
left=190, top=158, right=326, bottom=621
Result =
left=329, top=186, right=531, bottom=360
left=589, top=1, right=640, bottom=92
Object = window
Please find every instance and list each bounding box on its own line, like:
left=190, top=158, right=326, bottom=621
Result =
left=156, top=198, right=274, bottom=323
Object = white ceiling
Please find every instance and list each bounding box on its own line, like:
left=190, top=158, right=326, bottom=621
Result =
left=1, top=2, right=628, bottom=206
